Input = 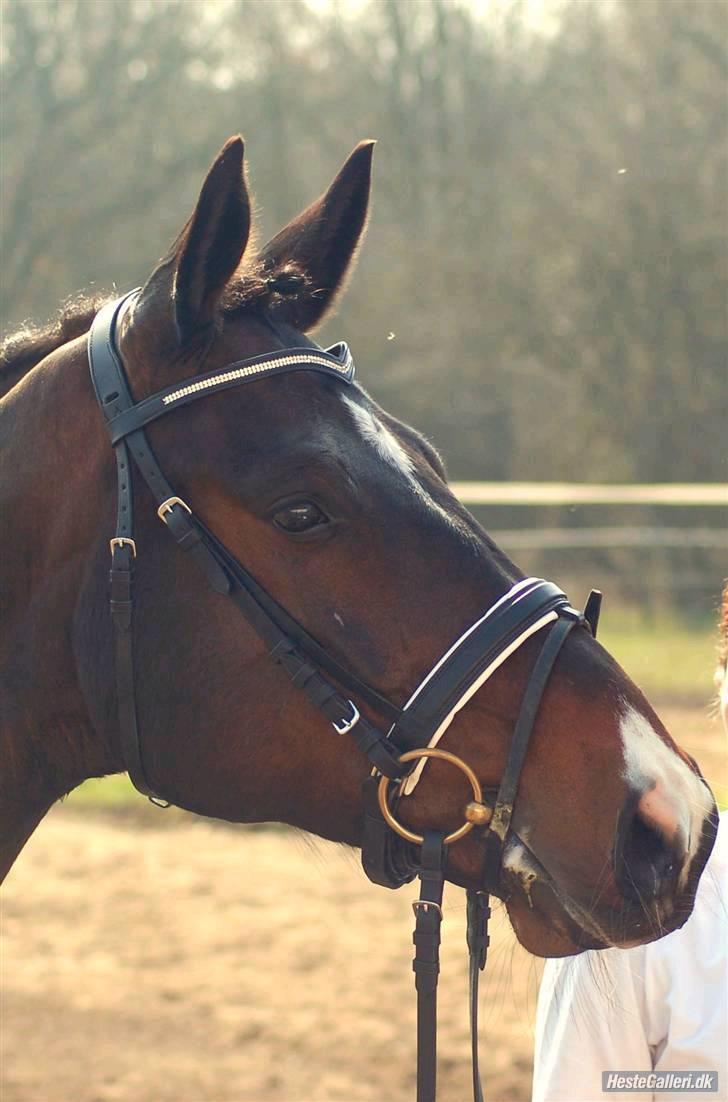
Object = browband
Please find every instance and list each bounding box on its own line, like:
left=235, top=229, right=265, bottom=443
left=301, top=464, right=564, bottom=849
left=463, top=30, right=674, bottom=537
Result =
left=89, top=292, right=355, bottom=446
left=107, top=342, right=354, bottom=444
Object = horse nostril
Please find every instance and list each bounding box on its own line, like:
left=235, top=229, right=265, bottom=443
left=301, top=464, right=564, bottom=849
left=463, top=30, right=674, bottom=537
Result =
left=615, top=792, right=683, bottom=904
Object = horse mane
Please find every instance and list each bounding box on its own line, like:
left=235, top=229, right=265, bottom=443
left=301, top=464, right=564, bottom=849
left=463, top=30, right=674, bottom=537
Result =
left=0, top=293, right=110, bottom=400
left=0, top=265, right=308, bottom=402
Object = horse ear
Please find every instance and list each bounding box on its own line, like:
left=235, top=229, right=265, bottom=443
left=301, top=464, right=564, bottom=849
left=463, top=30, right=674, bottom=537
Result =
left=137, top=136, right=251, bottom=347
left=256, top=141, right=375, bottom=332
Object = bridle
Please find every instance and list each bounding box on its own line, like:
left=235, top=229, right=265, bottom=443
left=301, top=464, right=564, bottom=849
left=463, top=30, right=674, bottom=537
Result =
left=88, top=291, right=603, bottom=1102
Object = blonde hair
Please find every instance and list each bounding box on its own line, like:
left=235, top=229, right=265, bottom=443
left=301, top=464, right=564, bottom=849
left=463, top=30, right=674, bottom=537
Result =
left=717, top=582, right=728, bottom=731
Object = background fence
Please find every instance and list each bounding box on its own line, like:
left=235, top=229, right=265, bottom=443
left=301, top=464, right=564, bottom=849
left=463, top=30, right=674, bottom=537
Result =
left=453, top=482, right=726, bottom=619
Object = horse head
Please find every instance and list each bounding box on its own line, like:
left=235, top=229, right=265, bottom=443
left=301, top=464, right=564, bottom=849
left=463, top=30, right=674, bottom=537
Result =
left=2, top=137, right=718, bottom=959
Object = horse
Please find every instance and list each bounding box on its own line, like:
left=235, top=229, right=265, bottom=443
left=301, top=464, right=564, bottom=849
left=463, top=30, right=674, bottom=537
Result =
left=0, top=135, right=718, bottom=1097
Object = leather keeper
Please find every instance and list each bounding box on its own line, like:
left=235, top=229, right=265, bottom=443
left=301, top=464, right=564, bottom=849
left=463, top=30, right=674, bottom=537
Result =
left=351, top=723, right=404, bottom=779
left=109, top=567, right=132, bottom=603
left=110, top=600, right=133, bottom=631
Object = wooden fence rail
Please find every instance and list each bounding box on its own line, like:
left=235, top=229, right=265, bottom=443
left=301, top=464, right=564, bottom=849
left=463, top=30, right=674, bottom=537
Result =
left=487, top=527, right=727, bottom=550
left=450, top=482, right=727, bottom=507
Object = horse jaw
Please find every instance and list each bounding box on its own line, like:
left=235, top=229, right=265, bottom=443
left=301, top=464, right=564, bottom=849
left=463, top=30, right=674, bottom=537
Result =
left=0, top=796, right=55, bottom=886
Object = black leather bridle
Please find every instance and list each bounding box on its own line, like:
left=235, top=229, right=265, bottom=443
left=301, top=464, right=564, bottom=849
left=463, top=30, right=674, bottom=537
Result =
left=88, top=291, right=602, bottom=1102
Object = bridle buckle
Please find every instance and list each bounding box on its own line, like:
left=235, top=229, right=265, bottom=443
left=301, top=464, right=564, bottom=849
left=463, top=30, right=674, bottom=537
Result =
left=412, top=899, right=443, bottom=919
left=109, top=537, right=137, bottom=558
left=148, top=794, right=171, bottom=809
left=157, top=496, right=192, bottom=522
left=333, top=700, right=360, bottom=734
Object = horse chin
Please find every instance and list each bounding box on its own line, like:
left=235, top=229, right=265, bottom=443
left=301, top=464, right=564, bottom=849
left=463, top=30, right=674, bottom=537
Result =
left=502, top=798, right=719, bottom=958
left=504, top=882, right=609, bottom=957
left=500, top=837, right=612, bottom=957
left=443, top=834, right=611, bottom=955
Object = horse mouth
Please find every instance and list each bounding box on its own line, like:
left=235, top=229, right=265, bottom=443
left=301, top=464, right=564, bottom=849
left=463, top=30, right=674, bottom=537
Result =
left=498, top=812, right=715, bottom=957
left=499, top=835, right=614, bottom=952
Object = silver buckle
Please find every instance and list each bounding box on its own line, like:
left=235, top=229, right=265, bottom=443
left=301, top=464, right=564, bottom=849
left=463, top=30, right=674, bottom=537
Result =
left=157, top=496, right=192, bottom=522
left=109, top=537, right=137, bottom=558
left=148, top=795, right=171, bottom=809
left=333, top=701, right=360, bottom=735
left=412, top=900, right=443, bottom=919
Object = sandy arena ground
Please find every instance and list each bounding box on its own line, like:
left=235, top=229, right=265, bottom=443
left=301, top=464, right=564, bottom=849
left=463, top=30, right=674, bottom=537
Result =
left=1, top=706, right=725, bottom=1102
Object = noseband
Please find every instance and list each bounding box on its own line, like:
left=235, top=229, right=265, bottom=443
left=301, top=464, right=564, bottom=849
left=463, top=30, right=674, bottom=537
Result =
left=88, top=292, right=602, bottom=1102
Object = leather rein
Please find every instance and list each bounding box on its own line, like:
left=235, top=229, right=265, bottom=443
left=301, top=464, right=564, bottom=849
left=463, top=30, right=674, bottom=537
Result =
left=88, top=291, right=602, bottom=1102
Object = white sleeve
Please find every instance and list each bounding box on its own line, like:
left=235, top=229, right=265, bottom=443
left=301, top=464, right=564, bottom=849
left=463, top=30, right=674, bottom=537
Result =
left=532, top=948, right=654, bottom=1102
left=643, top=861, right=728, bottom=1095
left=532, top=816, right=727, bottom=1102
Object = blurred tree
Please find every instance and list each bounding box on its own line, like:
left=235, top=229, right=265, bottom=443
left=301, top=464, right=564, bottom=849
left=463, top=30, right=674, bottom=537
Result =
left=495, top=0, right=728, bottom=481
left=0, top=0, right=230, bottom=324
left=1, top=0, right=726, bottom=489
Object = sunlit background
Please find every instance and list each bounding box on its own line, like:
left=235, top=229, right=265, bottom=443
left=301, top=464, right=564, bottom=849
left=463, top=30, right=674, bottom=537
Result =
left=1, top=1, right=726, bottom=1100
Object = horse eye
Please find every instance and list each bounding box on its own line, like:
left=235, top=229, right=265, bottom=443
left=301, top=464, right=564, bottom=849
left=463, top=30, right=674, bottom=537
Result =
left=273, top=501, right=329, bottom=533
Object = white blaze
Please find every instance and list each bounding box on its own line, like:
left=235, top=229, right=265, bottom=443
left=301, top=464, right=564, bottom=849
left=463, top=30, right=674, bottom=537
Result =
left=619, top=702, right=714, bottom=887
left=341, top=394, right=416, bottom=481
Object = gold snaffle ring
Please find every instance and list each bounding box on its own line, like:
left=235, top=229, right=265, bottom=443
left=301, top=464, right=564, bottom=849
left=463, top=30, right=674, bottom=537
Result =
left=377, top=747, right=493, bottom=846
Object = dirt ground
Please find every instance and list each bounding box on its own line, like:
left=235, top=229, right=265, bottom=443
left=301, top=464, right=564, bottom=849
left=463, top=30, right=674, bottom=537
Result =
left=1, top=706, right=725, bottom=1102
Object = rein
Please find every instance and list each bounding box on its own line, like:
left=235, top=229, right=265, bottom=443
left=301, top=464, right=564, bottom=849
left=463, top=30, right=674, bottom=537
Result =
left=88, top=291, right=602, bottom=1102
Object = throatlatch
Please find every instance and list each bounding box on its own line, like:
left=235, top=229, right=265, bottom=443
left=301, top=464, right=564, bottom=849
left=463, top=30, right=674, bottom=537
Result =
left=88, top=291, right=603, bottom=1102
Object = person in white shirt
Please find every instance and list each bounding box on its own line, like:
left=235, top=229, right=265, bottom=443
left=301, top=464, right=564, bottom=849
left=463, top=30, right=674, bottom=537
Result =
left=532, top=586, right=728, bottom=1102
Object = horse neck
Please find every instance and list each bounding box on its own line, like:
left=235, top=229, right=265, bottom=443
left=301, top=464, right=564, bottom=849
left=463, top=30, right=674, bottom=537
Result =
left=0, top=335, right=117, bottom=880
